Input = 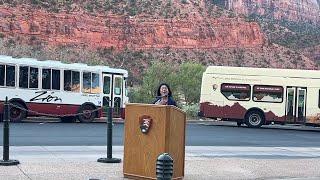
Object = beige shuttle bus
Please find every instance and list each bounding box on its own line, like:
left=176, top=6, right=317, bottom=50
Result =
left=199, top=66, right=320, bottom=128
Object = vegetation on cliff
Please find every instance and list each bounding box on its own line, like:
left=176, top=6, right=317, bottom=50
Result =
left=245, top=15, right=320, bottom=50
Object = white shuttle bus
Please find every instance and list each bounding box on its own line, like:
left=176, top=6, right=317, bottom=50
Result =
left=0, top=55, right=128, bottom=123
left=199, top=66, right=320, bottom=128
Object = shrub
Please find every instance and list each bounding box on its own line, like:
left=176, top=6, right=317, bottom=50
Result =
left=181, top=103, right=199, bottom=119
left=177, top=62, right=205, bottom=105
left=127, top=87, right=151, bottom=104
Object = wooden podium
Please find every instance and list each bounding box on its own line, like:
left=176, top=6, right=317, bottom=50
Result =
left=123, top=103, right=186, bottom=180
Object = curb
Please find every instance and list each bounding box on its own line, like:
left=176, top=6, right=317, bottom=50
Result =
left=200, top=121, right=320, bottom=132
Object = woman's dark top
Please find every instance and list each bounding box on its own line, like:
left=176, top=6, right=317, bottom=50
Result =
left=153, top=96, right=177, bottom=107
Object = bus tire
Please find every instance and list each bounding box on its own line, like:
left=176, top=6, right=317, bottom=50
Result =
left=0, top=114, right=3, bottom=122
left=78, top=104, right=96, bottom=123
left=245, top=110, right=264, bottom=128
left=61, top=116, right=76, bottom=123
left=9, top=101, right=26, bottom=123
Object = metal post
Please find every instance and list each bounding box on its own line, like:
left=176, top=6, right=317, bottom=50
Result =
left=0, top=96, right=20, bottom=166
left=107, top=106, right=113, bottom=159
left=97, top=107, right=121, bottom=163
left=3, top=97, right=9, bottom=161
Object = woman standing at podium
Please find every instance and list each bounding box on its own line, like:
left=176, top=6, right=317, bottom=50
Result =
left=153, top=83, right=177, bottom=106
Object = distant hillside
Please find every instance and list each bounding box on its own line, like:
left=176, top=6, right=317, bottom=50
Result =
left=212, top=0, right=319, bottom=24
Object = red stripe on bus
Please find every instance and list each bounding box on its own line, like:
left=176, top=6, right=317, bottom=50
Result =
left=26, top=103, right=80, bottom=116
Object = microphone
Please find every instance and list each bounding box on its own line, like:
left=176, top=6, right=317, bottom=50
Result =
left=156, top=94, right=168, bottom=98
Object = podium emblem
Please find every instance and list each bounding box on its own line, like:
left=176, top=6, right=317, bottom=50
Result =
left=139, top=115, right=152, bottom=134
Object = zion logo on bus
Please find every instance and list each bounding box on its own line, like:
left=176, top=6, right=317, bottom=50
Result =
left=30, top=91, right=62, bottom=103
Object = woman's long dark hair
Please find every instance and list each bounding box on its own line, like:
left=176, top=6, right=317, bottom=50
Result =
left=156, top=83, right=173, bottom=97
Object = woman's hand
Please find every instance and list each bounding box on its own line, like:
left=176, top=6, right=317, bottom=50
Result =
left=159, top=98, right=168, bottom=105
left=155, top=97, right=168, bottom=105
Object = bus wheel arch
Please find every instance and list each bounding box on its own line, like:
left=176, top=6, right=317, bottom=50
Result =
left=8, top=99, right=27, bottom=123
left=244, top=108, right=265, bottom=128
left=77, top=103, right=97, bottom=123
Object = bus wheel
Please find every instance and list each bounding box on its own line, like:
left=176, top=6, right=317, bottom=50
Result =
left=9, top=102, right=26, bottom=123
left=61, top=116, right=76, bottom=123
left=245, top=111, right=264, bottom=128
left=0, top=114, right=3, bottom=122
left=78, top=105, right=95, bottom=123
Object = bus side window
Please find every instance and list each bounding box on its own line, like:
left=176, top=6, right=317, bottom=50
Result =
left=252, top=85, right=283, bottom=103
left=64, top=70, right=80, bottom=92
left=52, top=69, right=60, bottom=90
left=29, top=67, right=39, bottom=89
left=6, top=65, right=16, bottom=87
left=221, top=83, right=250, bottom=101
left=42, top=68, right=51, bottom=89
left=64, top=70, right=72, bottom=91
left=0, top=64, right=4, bottom=86
left=19, top=66, right=29, bottom=88
left=91, top=73, right=100, bottom=94
left=71, top=71, right=80, bottom=92
left=82, top=72, right=91, bottom=93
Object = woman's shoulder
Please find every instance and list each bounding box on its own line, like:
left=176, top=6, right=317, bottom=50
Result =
left=168, top=96, right=177, bottom=106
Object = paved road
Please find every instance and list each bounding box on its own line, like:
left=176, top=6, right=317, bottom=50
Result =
left=1, top=122, right=320, bottom=147
left=1, top=122, right=320, bottom=179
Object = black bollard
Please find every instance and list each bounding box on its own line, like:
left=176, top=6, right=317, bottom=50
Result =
left=156, top=153, right=173, bottom=180
left=97, top=107, right=121, bottom=163
left=0, top=97, right=20, bottom=166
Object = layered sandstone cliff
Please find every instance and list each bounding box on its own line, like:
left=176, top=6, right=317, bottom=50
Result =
left=0, top=6, right=264, bottom=50
left=0, top=2, right=318, bottom=72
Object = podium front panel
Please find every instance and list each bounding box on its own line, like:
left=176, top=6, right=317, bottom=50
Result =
left=123, top=104, right=185, bottom=180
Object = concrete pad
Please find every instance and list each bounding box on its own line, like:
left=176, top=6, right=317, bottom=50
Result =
left=0, top=175, right=30, bottom=180
left=2, top=146, right=320, bottom=179
left=0, top=166, right=24, bottom=176
left=184, top=157, right=320, bottom=179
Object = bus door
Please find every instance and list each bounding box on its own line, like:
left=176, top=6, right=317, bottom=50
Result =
left=113, top=75, right=124, bottom=117
left=286, top=87, right=306, bottom=123
left=103, top=74, right=112, bottom=115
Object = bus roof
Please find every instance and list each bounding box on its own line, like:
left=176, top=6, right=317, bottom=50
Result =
left=205, top=66, right=320, bottom=79
left=0, top=55, right=128, bottom=76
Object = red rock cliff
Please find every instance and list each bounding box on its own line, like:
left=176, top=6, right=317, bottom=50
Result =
left=0, top=6, right=265, bottom=50
left=225, top=0, right=320, bottom=24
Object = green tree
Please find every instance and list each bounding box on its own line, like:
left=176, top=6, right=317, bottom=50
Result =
left=128, top=61, right=178, bottom=103
left=177, top=62, right=205, bottom=105
left=127, top=86, right=150, bottom=104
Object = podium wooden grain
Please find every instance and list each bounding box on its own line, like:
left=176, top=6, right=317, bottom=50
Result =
left=123, top=103, right=186, bottom=180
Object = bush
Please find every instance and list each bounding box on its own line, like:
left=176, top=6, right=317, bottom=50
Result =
left=139, top=61, right=179, bottom=102
left=181, top=103, right=199, bottom=119
left=177, top=62, right=205, bottom=105
left=127, top=87, right=152, bottom=104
